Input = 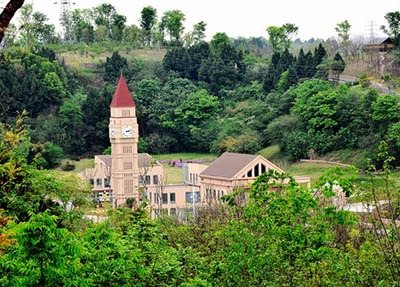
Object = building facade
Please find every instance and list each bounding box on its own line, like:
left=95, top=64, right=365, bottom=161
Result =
left=80, top=76, right=311, bottom=218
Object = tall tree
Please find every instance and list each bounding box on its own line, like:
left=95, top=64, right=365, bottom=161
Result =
left=266, top=23, right=298, bottom=52
left=161, top=10, right=185, bottom=44
left=140, top=6, right=157, bottom=46
left=335, top=20, right=351, bottom=56
left=192, top=20, right=206, bottom=44
left=331, top=52, right=346, bottom=82
left=0, top=0, right=25, bottom=43
left=381, top=11, right=400, bottom=46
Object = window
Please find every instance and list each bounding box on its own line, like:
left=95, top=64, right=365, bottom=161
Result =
left=170, top=208, right=176, bottom=217
left=89, top=178, right=94, bottom=185
left=153, top=175, right=158, bottom=185
left=138, top=176, right=143, bottom=185
left=218, top=190, right=220, bottom=201
left=185, top=192, right=193, bottom=203
left=196, top=174, right=198, bottom=184
left=163, top=208, right=168, bottom=216
left=261, top=164, right=266, bottom=174
left=213, top=189, right=216, bottom=201
left=145, top=175, right=150, bottom=185
left=104, top=177, right=110, bottom=188
left=254, top=164, right=259, bottom=177
left=123, top=162, right=132, bottom=170
left=162, top=193, right=168, bottom=204
left=150, top=192, right=152, bottom=203
left=195, top=191, right=201, bottom=203
left=124, top=179, right=133, bottom=194
left=170, top=193, right=176, bottom=204
left=96, top=178, right=102, bottom=188
left=123, top=146, right=132, bottom=153
left=205, top=188, right=209, bottom=201
left=247, top=169, right=253, bottom=177
left=221, top=190, right=224, bottom=197
left=190, top=173, right=193, bottom=183
left=154, top=193, right=159, bottom=204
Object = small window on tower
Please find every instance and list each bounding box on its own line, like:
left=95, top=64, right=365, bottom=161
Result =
left=123, top=162, right=132, bottom=170
left=123, top=146, right=132, bottom=153
left=122, top=110, right=130, bottom=117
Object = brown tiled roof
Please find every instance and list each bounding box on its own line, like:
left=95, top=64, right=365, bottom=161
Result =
left=97, top=155, right=111, bottom=167
left=200, top=152, right=258, bottom=179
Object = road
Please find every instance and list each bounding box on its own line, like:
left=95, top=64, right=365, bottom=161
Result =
left=330, top=75, right=399, bottom=96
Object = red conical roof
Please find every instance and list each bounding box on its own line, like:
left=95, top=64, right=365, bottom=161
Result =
left=110, top=75, right=135, bottom=107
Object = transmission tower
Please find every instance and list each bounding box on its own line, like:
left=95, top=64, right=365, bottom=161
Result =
left=366, top=20, right=378, bottom=44
left=54, top=0, right=76, bottom=42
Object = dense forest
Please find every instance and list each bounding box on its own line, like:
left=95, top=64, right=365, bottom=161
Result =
left=1, top=4, right=400, bottom=169
left=1, top=2, right=400, bottom=286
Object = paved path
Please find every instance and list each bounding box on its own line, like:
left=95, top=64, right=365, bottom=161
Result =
left=331, top=76, right=399, bottom=96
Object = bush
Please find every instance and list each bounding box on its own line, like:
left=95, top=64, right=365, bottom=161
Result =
left=61, top=161, right=75, bottom=171
left=43, top=142, right=64, bottom=169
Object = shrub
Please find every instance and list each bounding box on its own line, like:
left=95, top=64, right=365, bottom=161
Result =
left=61, top=161, right=75, bottom=171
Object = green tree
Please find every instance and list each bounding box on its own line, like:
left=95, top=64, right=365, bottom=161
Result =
left=161, top=10, right=185, bottom=44
left=331, top=52, right=345, bottom=82
left=140, top=6, right=157, bottom=46
left=4, top=211, right=86, bottom=286
left=266, top=23, right=298, bottom=52
left=103, top=51, right=128, bottom=83
left=192, top=21, right=206, bottom=44
left=381, top=11, right=400, bottom=46
left=335, top=20, right=351, bottom=55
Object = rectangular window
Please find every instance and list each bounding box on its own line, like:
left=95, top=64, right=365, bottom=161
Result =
left=205, top=189, right=209, bottom=201
left=190, top=173, right=193, bottom=183
left=122, top=110, right=130, bottom=117
left=153, top=175, right=158, bottom=185
left=195, top=191, right=201, bottom=203
left=123, top=145, right=132, bottom=153
left=150, top=192, right=152, bottom=203
left=155, top=193, right=159, bottom=204
left=185, top=192, right=193, bottom=203
left=213, top=189, right=216, bottom=200
left=124, top=179, right=133, bottom=194
left=163, top=208, right=168, bottom=216
left=104, top=177, right=110, bottom=187
left=89, top=178, right=94, bottom=186
left=123, top=162, right=132, bottom=170
left=218, top=190, right=220, bottom=201
left=96, top=178, right=102, bottom=188
left=196, top=174, right=198, bottom=184
left=170, top=208, right=176, bottom=217
left=254, top=164, right=259, bottom=177
left=170, top=193, right=176, bottom=204
left=162, top=193, right=168, bottom=204
left=138, top=176, right=143, bottom=185
left=247, top=169, right=253, bottom=177
left=145, top=175, right=150, bottom=185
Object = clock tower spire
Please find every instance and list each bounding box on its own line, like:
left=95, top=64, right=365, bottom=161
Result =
left=109, top=75, right=139, bottom=207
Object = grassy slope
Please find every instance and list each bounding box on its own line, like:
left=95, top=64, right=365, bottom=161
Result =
left=55, top=158, right=94, bottom=173
left=60, top=48, right=166, bottom=67
left=152, top=153, right=218, bottom=184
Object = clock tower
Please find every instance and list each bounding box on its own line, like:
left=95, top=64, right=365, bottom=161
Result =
left=109, top=75, right=139, bottom=207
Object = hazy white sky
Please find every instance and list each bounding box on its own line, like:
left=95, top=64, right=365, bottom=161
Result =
left=4, top=0, right=399, bottom=40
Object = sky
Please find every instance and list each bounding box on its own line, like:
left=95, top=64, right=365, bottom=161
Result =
left=3, top=0, right=399, bottom=41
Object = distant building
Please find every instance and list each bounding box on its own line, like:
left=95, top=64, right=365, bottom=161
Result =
left=364, top=37, right=393, bottom=52
left=80, top=75, right=310, bottom=220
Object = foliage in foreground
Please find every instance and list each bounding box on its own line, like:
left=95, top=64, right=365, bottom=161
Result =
left=1, top=163, right=400, bottom=286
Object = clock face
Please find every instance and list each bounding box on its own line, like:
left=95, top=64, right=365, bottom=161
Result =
left=121, top=125, right=133, bottom=138
left=110, top=126, right=115, bottom=137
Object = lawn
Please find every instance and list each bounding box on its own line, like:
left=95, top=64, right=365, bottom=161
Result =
left=55, top=158, right=94, bottom=173
left=153, top=153, right=218, bottom=184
